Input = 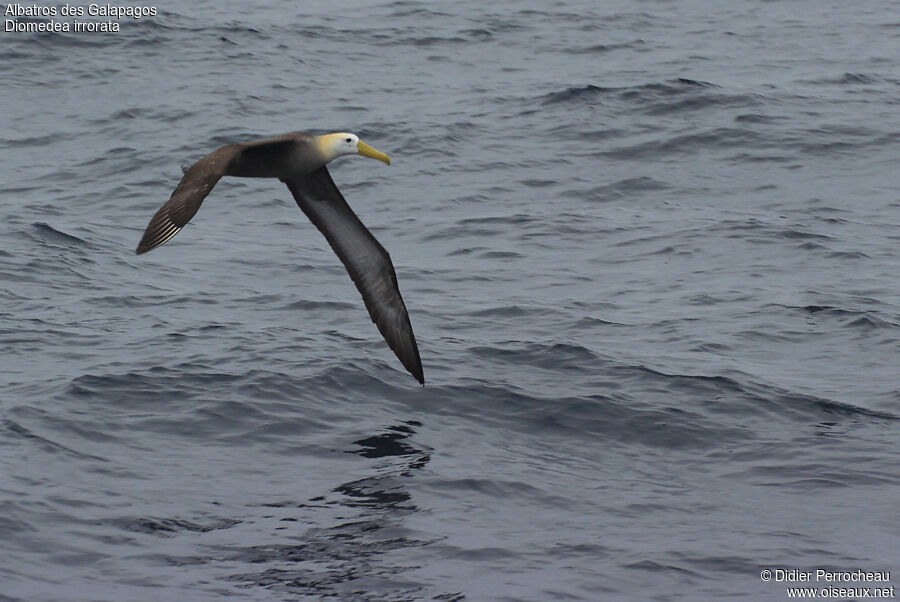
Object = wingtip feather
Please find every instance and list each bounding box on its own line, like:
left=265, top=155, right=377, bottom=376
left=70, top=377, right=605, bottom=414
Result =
left=408, top=356, right=425, bottom=385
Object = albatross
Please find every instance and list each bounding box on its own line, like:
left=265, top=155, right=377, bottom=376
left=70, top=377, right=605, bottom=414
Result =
left=136, top=131, right=424, bottom=385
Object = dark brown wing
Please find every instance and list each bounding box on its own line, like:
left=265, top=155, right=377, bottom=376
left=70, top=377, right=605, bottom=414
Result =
left=136, top=145, right=239, bottom=254
left=135, top=133, right=309, bottom=254
left=283, top=167, right=424, bottom=384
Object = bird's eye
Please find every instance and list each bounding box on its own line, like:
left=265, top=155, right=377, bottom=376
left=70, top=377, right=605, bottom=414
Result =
left=345, top=138, right=352, bottom=143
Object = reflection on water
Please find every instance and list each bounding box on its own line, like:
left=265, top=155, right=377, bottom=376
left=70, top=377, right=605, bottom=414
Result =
left=223, top=421, right=441, bottom=598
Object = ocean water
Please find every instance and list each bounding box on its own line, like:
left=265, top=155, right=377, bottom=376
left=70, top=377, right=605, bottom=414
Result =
left=2, top=0, right=900, bottom=599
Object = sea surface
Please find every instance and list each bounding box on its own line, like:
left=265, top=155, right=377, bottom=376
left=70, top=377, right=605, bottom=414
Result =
left=2, top=0, right=900, bottom=600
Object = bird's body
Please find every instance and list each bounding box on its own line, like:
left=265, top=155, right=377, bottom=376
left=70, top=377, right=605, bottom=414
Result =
left=136, top=131, right=424, bottom=384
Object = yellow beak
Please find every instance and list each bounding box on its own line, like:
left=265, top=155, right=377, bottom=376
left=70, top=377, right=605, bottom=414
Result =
left=357, top=140, right=391, bottom=165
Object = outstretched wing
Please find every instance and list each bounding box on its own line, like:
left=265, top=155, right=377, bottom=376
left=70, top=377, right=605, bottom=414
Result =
left=136, top=145, right=239, bottom=254
left=135, top=134, right=305, bottom=255
left=284, top=167, right=424, bottom=384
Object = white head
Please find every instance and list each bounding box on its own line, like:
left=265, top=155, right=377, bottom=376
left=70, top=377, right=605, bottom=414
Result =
left=317, top=132, right=391, bottom=165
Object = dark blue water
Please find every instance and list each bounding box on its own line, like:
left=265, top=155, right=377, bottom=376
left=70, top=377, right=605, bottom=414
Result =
left=3, top=0, right=900, bottom=599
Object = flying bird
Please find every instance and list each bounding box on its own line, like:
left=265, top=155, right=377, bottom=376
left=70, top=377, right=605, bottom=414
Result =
left=136, top=131, right=424, bottom=385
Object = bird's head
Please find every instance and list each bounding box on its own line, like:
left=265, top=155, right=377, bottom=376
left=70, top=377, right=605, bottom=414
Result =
left=317, top=132, right=391, bottom=165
